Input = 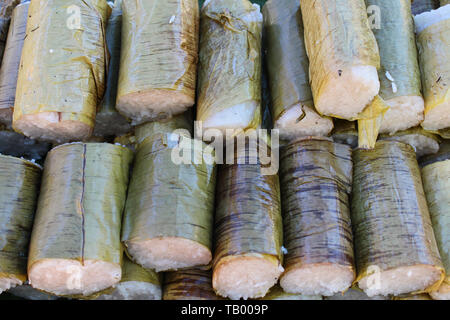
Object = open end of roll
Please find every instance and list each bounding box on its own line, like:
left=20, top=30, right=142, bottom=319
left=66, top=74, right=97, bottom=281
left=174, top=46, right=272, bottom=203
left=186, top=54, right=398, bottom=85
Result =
left=430, top=282, right=450, bottom=300
left=117, top=89, right=193, bottom=125
left=358, top=264, right=443, bottom=297
left=212, top=255, right=283, bottom=300
left=28, top=259, right=121, bottom=296
left=379, top=96, right=425, bottom=134
left=202, top=101, right=258, bottom=134
left=126, top=237, right=212, bottom=272
left=422, top=99, right=450, bottom=131
left=316, top=65, right=380, bottom=120
left=280, top=263, right=354, bottom=297
left=275, top=104, right=333, bottom=140
left=14, top=112, right=92, bottom=143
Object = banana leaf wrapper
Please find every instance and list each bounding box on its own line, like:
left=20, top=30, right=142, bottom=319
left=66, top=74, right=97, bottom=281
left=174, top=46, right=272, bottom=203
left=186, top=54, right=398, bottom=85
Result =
left=332, top=120, right=359, bottom=149
left=0, top=130, right=51, bottom=165
left=0, top=1, right=21, bottom=63
left=196, top=0, right=262, bottom=132
left=412, top=0, right=439, bottom=14
left=421, top=158, right=450, bottom=299
left=134, top=110, right=193, bottom=148
left=0, top=1, right=28, bottom=126
left=96, top=256, right=162, bottom=300
left=379, top=126, right=440, bottom=157
left=117, top=0, right=199, bottom=124
left=212, top=147, right=283, bottom=299
left=94, top=0, right=130, bottom=137
left=122, top=133, right=216, bottom=272
left=163, top=269, right=222, bottom=300
left=28, top=143, right=133, bottom=297
left=13, top=0, right=110, bottom=143
left=367, top=0, right=424, bottom=135
left=260, top=286, right=322, bottom=301
left=0, top=155, right=41, bottom=293
left=357, top=95, right=389, bottom=149
left=279, top=138, right=355, bottom=295
left=262, top=0, right=332, bottom=138
left=415, top=16, right=450, bottom=132
left=352, top=141, right=444, bottom=296
left=300, top=0, right=381, bottom=120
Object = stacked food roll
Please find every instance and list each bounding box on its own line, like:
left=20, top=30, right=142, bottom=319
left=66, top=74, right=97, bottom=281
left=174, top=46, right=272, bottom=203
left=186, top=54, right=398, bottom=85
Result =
left=412, top=0, right=439, bottom=15
left=212, top=141, right=283, bottom=300
left=197, top=0, right=262, bottom=134
left=0, top=155, right=41, bottom=293
left=262, top=0, right=333, bottom=140
left=122, top=115, right=216, bottom=272
left=117, top=0, right=199, bottom=124
left=0, top=1, right=28, bottom=126
left=163, top=269, right=222, bottom=300
left=13, top=0, right=110, bottom=143
left=367, top=0, right=424, bottom=135
left=279, top=138, right=355, bottom=296
left=414, top=5, right=450, bottom=136
left=94, top=0, right=130, bottom=136
left=27, top=143, right=133, bottom=297
left=96, top=256, right=162, bottom=300
left=352, top=141, right=444, bottom=297
left=421, top=143, right=450, bottom=300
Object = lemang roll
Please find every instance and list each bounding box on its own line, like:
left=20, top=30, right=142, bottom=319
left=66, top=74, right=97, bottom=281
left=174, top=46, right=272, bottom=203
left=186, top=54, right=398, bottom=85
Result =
left=94, top=0, right=130, bottom=137
left=0, top=1, right=21, bottom=63
left=414, top=5, right=450, bottom=133
left=352, top=140, right=444, bottom=297
left=27, top=143, right=134, bottom=297
left=421, top=148, right=450, bottom=300
left=412, top=0, right=439, bottom=15
left=13, top=0, right=111, bottom=143
left=196, top=0, right=262, bottom=134
left=0, top=1, right=28, bottom=126
left=367, top=0, right=424, bottom=135
left=262, top=0, right=333, bottom=140
left=0, top=155, right=41, bottom=293
left=212, top=142, right=283, bottom=300
left=117, top=0, right=199, bottom=125
left=96, top=256, right=162, bottom=300
left=122, top=121, right=216, bottom=272
left=163, top=269, right=221, bottom=300
left=279, top=138, right=355, bottom=296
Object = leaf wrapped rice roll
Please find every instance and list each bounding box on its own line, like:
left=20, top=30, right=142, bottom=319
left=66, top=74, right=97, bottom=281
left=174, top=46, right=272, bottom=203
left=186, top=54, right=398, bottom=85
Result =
left=122, top=119, right=216, bottom=272
left=300, top=0, right=380, bottom=120
left=421, top=149, right=450, bottom=300
left=117, top=0, right=199, bottom=124
left=196, top=0, right=262, bottom=134
left=262, top=0, right=333, bottom=140
left=352, top=141, right=444, bottom=297
left=212, top=142, right=283, bottom=300
left=0, top=155, right=41, bottom=293
left=414, top=5, right=450, bottom=133
left=279, top=138, right=355, bottom=296
left=27, top=143, right=133, bottom=296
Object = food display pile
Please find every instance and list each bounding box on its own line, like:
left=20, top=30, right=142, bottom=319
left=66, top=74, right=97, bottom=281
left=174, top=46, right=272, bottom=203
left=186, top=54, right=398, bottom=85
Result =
left=0, top=0, right=449, bottom=301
